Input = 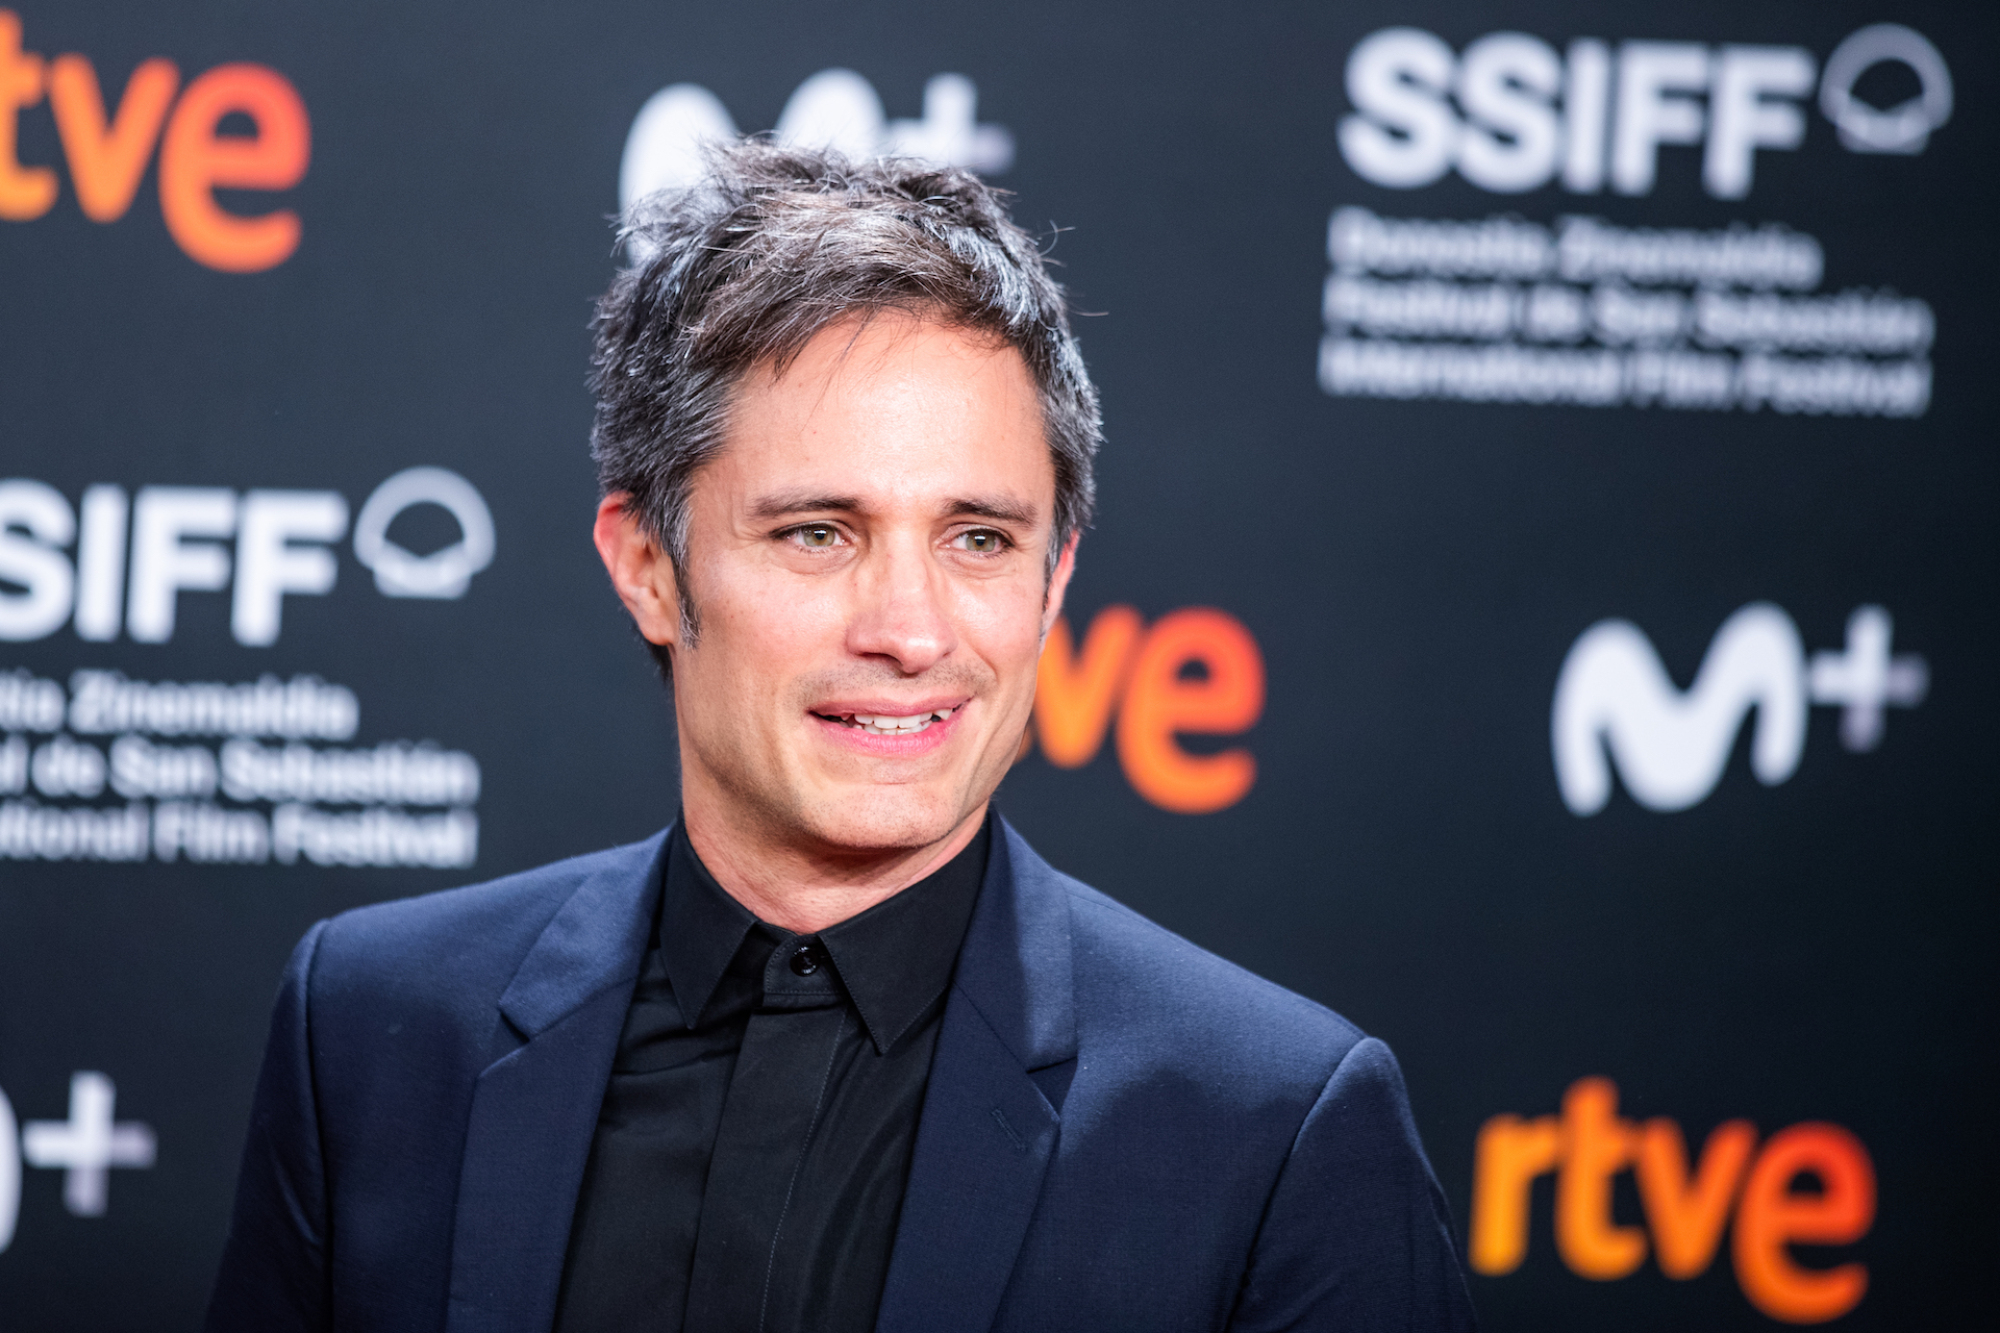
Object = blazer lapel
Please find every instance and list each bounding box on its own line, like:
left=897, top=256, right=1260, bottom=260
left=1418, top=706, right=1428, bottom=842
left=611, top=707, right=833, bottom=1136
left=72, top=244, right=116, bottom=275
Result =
left=875, top=819, right=1078, bottom=1333
left=444, top=829, right=669, bottom=1333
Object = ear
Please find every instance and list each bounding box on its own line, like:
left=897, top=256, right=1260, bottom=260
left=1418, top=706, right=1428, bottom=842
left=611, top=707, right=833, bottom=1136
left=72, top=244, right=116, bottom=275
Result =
left=593, top=494, right=684, bottom=649
left=1039, top=532, right=1080, bottom=641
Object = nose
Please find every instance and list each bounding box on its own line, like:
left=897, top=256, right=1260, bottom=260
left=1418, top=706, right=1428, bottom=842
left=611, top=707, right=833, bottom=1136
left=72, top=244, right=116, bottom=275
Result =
left=844, top=532, right=957, bottom=675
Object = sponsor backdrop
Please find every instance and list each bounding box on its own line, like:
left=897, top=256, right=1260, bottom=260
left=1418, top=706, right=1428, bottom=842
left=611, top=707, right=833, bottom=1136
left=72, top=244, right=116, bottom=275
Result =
left=0, top=0, right=1991, bottom=1327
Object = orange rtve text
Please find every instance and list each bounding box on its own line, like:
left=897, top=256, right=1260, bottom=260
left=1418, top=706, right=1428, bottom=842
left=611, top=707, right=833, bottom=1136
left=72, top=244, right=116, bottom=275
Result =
left=1470, top=1076, right=1876, bottom=1324
left=0, top=8, right=308, bottom=271
left=1034, top=605, right=1265, bottom=814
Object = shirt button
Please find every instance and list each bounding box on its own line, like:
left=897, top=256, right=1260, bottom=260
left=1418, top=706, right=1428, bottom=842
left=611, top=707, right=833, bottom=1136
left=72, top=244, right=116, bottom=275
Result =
left=788, top=944, right=821, bottom=976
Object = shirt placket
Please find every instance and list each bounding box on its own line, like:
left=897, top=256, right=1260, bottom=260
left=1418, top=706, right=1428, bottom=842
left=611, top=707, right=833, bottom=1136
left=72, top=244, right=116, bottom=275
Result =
left=682, top=937, right=850, bottom=1333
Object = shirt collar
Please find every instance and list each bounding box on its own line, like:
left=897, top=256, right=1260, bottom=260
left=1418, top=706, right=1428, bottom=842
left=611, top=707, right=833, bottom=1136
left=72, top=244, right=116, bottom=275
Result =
left=658, top=816, right=990, bottom=1054
left=656, top=825, right=760, bottom=1029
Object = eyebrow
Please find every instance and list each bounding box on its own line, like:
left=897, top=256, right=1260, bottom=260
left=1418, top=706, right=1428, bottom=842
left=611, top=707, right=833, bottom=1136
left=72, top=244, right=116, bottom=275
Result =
left=747, top=492, right=1041, bottom=526
left=943, top=497, right=1038, bottom=527
left=747, top=492, right=862, bottom=520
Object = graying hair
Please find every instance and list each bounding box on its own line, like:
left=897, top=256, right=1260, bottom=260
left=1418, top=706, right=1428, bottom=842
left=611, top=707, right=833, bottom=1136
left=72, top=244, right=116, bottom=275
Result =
left=590, top=140, right=1101, bottom=667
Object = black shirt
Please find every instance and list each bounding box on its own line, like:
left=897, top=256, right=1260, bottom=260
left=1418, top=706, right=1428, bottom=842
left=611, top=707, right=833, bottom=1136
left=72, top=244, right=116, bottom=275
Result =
left=552, top=817, right=989, bottom=1333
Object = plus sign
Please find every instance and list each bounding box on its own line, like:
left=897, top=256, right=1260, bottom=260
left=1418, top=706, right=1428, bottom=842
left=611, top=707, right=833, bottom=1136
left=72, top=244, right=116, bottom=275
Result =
left=885, top=75, right=1015, bottom=174
left=21, top=1072, right=155, bottom=1216
left=1808, top=605, right=1930, bottom=752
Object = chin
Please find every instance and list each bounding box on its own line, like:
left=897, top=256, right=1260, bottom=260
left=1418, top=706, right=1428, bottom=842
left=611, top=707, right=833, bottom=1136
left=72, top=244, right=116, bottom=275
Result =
left=799, top=783, right=973, bottom=854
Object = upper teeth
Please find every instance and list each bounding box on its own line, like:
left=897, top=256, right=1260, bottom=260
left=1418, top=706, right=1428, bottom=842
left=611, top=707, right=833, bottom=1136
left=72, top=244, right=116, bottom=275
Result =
left=850, top=708, right=953, bottom=735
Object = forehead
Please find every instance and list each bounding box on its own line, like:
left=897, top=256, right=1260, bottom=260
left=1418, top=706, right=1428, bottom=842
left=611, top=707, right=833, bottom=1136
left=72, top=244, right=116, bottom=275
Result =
left=710, top=310, right=1054, bottom=512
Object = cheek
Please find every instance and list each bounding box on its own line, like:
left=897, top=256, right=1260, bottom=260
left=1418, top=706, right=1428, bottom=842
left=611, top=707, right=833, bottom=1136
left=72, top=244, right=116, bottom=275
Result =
left=958, top=581, right=1052, bottom=684
left=699, top=562, right=847, bottom=686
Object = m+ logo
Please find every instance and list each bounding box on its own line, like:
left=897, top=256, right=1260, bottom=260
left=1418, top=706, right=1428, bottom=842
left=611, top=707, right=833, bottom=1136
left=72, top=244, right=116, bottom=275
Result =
left=0, top=1072, right=156, bottom=1252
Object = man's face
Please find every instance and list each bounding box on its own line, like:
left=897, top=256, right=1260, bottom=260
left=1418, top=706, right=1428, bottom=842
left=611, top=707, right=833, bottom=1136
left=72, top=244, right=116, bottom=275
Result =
left=644, top=311, right=1072, bottom=859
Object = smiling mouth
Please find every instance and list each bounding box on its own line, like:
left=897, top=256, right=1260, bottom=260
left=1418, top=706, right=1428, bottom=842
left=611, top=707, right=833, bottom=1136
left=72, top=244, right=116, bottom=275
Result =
left=814, top=706, right=958, bottom=737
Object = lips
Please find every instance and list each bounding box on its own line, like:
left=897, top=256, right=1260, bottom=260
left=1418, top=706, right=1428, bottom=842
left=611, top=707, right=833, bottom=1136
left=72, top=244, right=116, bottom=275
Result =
left=813, top=705, right=958, bottom=737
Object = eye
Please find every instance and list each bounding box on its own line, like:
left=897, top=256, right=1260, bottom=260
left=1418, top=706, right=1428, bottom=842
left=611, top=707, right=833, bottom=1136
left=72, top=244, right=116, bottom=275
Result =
left=953, top=529, right=1008, bottom=554
left=793, top=524, right=841, bottom=549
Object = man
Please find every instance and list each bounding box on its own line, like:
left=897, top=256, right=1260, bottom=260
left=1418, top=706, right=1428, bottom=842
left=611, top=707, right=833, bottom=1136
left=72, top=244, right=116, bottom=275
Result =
left=208, top=144, right=1474, bottom=1333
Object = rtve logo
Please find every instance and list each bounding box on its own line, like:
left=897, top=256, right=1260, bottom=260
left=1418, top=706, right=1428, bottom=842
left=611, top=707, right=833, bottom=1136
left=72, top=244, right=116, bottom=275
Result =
left=1341, top=23, right=1952, bottom=199
left=1031, top=606, right=1264, bottom=815
left=0, top=9, right=308, bottom=271
left=1552, top=603, right=1927, bottom=816
left=1472, top=1078, right=1875, bottom=1323
left=0, top=1072, right=156, bottom=1255
left=621, top=68, right=1012, bottom=215
left=0, top=468, right=494, bottom=647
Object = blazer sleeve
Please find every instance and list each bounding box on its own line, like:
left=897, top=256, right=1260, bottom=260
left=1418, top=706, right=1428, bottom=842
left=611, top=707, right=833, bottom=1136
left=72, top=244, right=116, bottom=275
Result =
left=205, top=920, right=334, bottom=1333
left=1228, top=1036, right=1478, bottom=1333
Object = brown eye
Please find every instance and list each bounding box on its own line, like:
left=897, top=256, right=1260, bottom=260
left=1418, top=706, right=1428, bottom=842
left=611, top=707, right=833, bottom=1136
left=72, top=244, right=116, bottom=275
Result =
left=798, top=525, right=838, bottom=548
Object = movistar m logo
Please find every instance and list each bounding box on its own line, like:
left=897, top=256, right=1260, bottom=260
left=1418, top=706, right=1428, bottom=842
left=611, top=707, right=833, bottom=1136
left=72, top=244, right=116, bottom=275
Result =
left=1552, top=603, right=1927, bottom=815
left=620, top=68, right=1012, bottom=216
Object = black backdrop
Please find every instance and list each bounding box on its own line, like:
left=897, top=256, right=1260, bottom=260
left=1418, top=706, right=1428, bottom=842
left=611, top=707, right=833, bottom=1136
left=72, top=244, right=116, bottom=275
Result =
left=1, top=1, right=1993, bottom=1328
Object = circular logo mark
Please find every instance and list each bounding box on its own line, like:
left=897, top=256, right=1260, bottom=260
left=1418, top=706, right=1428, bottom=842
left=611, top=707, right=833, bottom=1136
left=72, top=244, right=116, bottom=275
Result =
left=1820, top=24, right=1952, bottom=155
left=353, top=467, right=494, bottom=599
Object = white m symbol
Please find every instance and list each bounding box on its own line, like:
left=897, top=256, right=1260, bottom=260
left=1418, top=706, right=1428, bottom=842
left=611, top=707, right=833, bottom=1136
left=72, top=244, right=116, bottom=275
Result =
left=1552, top=603, right=1807, bottom=815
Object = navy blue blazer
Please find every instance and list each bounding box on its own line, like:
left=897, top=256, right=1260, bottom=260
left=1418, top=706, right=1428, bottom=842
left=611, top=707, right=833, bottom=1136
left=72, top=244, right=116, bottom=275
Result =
left=208, top=819, right=1475, bottom=1332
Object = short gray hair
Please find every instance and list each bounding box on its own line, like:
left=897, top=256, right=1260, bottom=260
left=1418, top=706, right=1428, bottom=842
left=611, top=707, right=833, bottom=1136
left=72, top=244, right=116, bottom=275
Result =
left=590, top=141, right=1101, bottom=663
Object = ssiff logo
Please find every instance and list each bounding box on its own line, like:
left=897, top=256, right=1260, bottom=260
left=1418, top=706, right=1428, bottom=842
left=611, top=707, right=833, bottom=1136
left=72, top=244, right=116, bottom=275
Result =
left=0, top=467, right=494, bottom=647
left=1341, top=23, right=1951, bottom=199
left=0, top=8, right=309, bottom=270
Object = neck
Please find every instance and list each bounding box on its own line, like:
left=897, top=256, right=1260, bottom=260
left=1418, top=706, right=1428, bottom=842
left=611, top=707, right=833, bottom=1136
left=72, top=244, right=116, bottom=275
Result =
left=679, top=793, right=989, bottom=935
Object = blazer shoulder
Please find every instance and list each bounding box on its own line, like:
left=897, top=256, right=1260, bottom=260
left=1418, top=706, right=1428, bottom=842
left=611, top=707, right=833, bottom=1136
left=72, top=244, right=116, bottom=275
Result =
left=308, top=832, right=665, bottom=1021
left=1054, top=869, right=1367, bottom=1084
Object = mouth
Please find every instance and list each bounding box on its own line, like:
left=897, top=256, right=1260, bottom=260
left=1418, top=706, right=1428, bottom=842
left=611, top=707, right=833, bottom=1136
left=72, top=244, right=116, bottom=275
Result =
left=812, top=705, right=959, bottom=738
